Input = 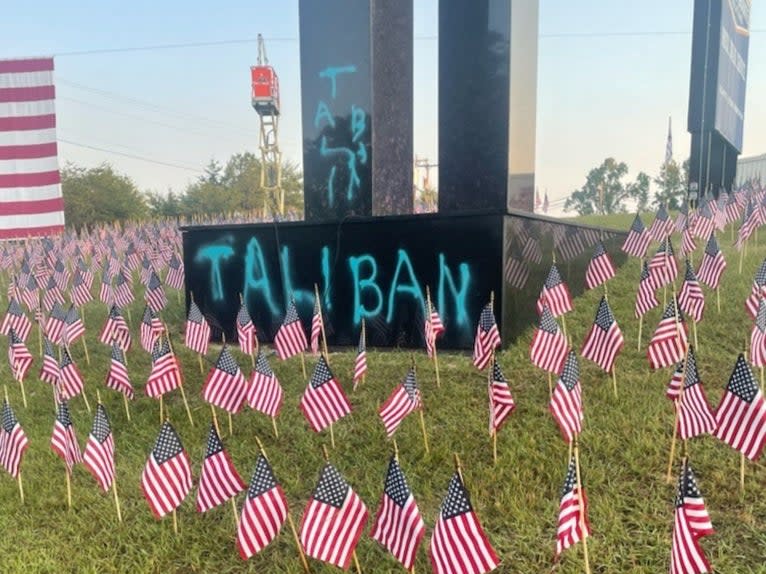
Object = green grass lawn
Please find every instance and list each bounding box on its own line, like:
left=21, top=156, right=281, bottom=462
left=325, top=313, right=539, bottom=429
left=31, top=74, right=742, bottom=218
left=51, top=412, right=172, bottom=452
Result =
left=0, top=217, right=765, bottom=573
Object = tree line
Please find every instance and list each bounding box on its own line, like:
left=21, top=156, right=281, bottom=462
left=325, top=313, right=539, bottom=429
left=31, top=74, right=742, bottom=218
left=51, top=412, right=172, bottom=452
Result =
left=61, top=152, right=303, bottom=229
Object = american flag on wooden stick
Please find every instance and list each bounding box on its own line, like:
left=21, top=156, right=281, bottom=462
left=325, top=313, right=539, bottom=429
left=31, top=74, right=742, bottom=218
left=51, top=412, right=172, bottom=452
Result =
left=50, top=401, right=82, bottom=473
left=141, top=420, right=192, bottom=518
left=0, top=399, right=29, bottom=478
left=140, top=305, right=164, bottom=353
left=678, top=261, right=705, bottom=323
left=145, top=271, right=167, bottom=313
left=39, top=336, right=59, bottom=385
left=429, top=471, right=500, bottom=574
left=300, top=462, right=369, bottom=570
left=299, top=355, right=351, bottom=432
left=581, top=296, right=624, bottom=373
left=8, top=329, right=33, bottom=382
left=555, top=457, right=590, bottom=558
left=145, top=337, right=182, bottom=398
left=71, top=269, right=93, bottom=308
left=584, top=242, right=616, bottom=290
left=530, top=304, right=569, bottom=374
left=648, top=239, right=678, bottom=289
left=310, top=294, right=323, bottom=355
left=489, top=359, right=515, bottom=435
left=549, top=351, right=583, bottom=444
left=45, top=302, right=66, bottom=344
left=202, top=346, right=248, bottom=414
left=247, top=350, right=283, bottom=417
left=425, top=300, right=445, bottom=359
left=676, top=347, right=717, bottom=440
left=714, top=354, right=766, bottom=461
left=750, top=298, right=766, bottom=367
left=670, top=460, right=713, bottom=574
left=105, top=342, right=133, bottom=399
left=236, top=453, right=288, bottom=560
left=649, top=204, right=674, bottom=241
left=666, top=361, right=684, bottom=401
left=647, top=300, right=687, bottom=370
left=745, top=259, right=766, bottom=320
left=62, top=305, right=85, bottom=346
left=696, top=235, right=726, bottom=290
left=635, top=260, right=660, bottom=318
left=622, top=213, right=651, bottom=258
left=113, top=270, right=134, bottom=308
left=353, top=323, right=367, bottom=390
left=165, top=253, right=185, bottom=290
left=58, top=345, right=84, bottom=400
left=379, top=367, right=422, bottom=437
left=184, top=300, right=211, bottom=356
left=1, top=299, right=31, bottom=341
left=536, top=264, right=573, bottom=317
left=196, top=424, right=245, bottom=513
left=274, top=298, right=307, bottom=360
left=236, top=301, right=256, bottom=356
left=370, top=455, right=425, bottom=571
left=472, top=302, right=501, bottom=370
left=83, top=403, right=115, bottom=492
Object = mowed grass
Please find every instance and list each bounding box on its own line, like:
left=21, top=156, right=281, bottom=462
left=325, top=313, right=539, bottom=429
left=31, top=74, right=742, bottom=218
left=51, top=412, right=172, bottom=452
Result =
left=0, top=219, right=765, bottom=573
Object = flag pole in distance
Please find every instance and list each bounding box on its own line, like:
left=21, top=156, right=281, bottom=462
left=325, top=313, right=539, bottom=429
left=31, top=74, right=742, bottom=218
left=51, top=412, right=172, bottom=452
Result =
left=637, top=260, right=644, bottom=352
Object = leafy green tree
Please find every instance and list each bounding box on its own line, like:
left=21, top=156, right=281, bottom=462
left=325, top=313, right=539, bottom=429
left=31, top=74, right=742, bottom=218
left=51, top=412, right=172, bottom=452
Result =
left=653, top=159, right=686, bottom=210
left=61, top=162, right=148, bottom=229
left=564, top=158, right=650, bottom=215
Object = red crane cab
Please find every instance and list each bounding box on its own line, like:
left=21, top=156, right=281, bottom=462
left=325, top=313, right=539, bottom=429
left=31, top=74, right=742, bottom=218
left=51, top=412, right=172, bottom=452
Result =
left=251, top=65, right=280, bottom=116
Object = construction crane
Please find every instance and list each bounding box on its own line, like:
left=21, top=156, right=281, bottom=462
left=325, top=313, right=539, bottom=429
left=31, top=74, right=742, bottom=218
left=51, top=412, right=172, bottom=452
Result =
left=251, top=34, right=283, bottom=215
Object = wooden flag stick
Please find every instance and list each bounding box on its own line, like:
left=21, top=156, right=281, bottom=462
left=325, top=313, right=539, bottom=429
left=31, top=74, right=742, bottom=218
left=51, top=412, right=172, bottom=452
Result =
left=361, top=319, right=367, bottom=386
left=315, top=284, right=329, bottom=359
left=547, top=371, right=553, bottom=399
left=329, top=422, right=336, bottom=450
left=271, top=416, right=279, bottom=438
left=126, top=307, right=132, bottom=324
left=716, top=287, right=721, bottom=314
left=159, top=395, right=164, bottom=424
left=230, top=497, right=239, bottom=528
left=353, top=551, right=362, bottom=574
left=178, top=379, right=194, bottom=426
left=760, top=366, right=765, bottom=394
left=454, top=452, right=464, bottom=483
left=255, top=437, right=310, bottom=573
left=419, top=409, right=430, bottom=454
left=426, top=286, right=441, bottom=389
left=228, top=411, right=233, bottom=436
left=611, top=367, right=618, bottom=399
left=113, top=477, right=123, bottom=523
left=739, top=241, right=745, bottom=274
left=666, top=299, right=689, bottom=484
left=122, top=393, right=131, bottom=421
left=172, top=508, right=178, bottom=534
left=692, top=320, right=699, bottom=352
left=66, top=468, right=72, bottom=510
left=637, top=315, right=643, bottom=352
left=81, top=336, right=90, bottom=365
left=740, top=453, right=746, bottom=491
left=300, top=352, right=307, bottom=380
left=198, top=354, right=204, bottom=374
left=210, top=405, right=221, bottom=436
left=573, top=437, right=592, bottom=574
left=561, top=313, right=568, bottom=342
left=18, top=472, right=24, bottom=504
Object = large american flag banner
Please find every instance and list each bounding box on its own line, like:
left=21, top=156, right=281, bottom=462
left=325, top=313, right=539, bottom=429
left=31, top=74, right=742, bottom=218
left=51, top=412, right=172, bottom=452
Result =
left=0, top=58, right=65, bottom=239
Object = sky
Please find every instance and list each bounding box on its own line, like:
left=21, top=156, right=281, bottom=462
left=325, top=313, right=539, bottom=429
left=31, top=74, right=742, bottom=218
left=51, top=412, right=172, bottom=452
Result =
left=1, top=0, right=764, bottom=215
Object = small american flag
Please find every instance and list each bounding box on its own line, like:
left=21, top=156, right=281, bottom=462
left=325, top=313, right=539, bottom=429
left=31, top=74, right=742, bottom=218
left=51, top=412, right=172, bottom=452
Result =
left=299, top=355, right=351, bottom=432
left=693, top=202, right=715, bottom=240
left=649, top=204, right=674, bottom=241
left=635, top=260, right=660, bottom=318
left=648, top=239, right=678, bottom=289
left=370, top=456, right=425, bottom=571
left=751, top=299, right=766, bottom=367
left=581, top=296, right=624, bottom=373
left=71, top=270, right=93, bottom=307
left=105, top=342, right=134, bottom=399
left=425, top=300, right=446, bottom=359
left=429, top=472, right=499, bottom=574
left=536, top=264, right=573, bottom=317
left=83, top=403, right=116, bottom=492
left=145, top=271, right=167, bottom=312
left=735, top=198, right=759, bottom=250
left=62, top=305, right=85, bottom=346
left=676, top=347, right=717, bottom=440
left=584, top=242, right=616, bottom=290
left=274, top=298, right=307, bottom=360
left=353, top=322, right=367, bottom=390
left=42, top=276, right=64, bottom=312
left=488, top=359, right=515, bottom=434
left=310, top=295, right=323, bottom=355
left=555, top=457, right=590, bottom=558
left=113, top=271, right=134, bottom=308
left=0, top=399, right=29, bottom=478
left=530, top=305, right=569, bottom=374
left=472, top=303, right=501, bottom=370
left=39, top=336, right=59, bottom=385
left=714, top=354, right=766, bottom=460
left=680, top=219, right=697, bottom=258
left=236, top=302, right=256, bottom=356
left=145, top=337, right=183, bottom=398
left=666, top=361, right=684, bottom=401
left=165, top=253, right=185, bottom=290
left=45, top=302, right=67, bottom=344
left=622, top=213, right=651, bottom=258
left=379, top=368, right=421, bottom=437
left=99, top=305, right=131, bottom=350
left=196, top=424, right=245, bottom=513
left=696, top=235, right=726, bottom=290
left=141, top=421, right=193, bottom=518
left=647, top=300, right=688, bottom=370
left=745, top=259, right=766, bottom=320
left=670, top=461, right=713, bottom=574
left=8, top=329, right=33, bottom=382
left=1, top=298, right=32, bottom=342
left=50, top=401, right=82, bottom=473
left=140, top=305, right=164, bottom=353
left=678, top=260, right=705, bottom=323
left=549, top=351, right=583, bottom=444
left=247, top=350, right=283, bottom=417
left=300, top=463, right=369, bottom=570
left=58, top=345, right=84, bottom=401
left=202, top=346, right=249, bottom=414
left=184, top=300, right=211, bottom=356
left=99, top=267, right=113, bottom=305
left=237, top=454, right=288, bottom=560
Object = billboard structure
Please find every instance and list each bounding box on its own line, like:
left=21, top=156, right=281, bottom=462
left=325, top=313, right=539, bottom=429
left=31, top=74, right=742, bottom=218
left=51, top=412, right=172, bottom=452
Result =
left=0, top=58, right=65, bottom=239
left=688, top=0, right=751, bottom=197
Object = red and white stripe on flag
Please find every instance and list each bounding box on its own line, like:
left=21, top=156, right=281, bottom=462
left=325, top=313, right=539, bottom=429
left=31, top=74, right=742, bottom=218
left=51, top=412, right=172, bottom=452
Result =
left=0, top=58, right=65, bottom=239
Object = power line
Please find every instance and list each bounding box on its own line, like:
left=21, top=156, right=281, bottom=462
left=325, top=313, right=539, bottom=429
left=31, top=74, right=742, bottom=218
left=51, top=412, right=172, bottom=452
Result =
left=58, top=138, right=203, bottom=173
left=48, top=28, right=766, bottom=58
